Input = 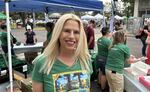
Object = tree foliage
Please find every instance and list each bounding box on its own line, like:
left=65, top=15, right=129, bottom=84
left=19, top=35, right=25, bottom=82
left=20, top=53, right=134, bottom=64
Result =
left=121, top=0, right=134, bottom=3
left=121, top=0, right=134, bottom=17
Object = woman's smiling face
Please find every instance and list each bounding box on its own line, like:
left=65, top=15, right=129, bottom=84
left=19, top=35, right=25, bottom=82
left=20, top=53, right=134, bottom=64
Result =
left=59, top=19, right=80, bottom=52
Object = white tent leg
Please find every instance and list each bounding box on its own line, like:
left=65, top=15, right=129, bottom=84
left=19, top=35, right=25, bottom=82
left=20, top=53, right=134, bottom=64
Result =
left=44, top=12, right=49, bottom=22
left=5, top=1, right=13, bottom=92
left=33, top=12, right=36, bottom=27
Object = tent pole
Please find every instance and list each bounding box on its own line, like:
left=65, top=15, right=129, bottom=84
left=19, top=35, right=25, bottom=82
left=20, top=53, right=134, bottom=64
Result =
left=102, top=9, right=106, bottom=27
left=109, top=0, right=115, bottom=32
left=44, top=12, right=49, bottom=22
left=32, top=12, right=36, bottom=27
left=44, top=7, right=49, bottom=22
left=5, top=1, right=13, bottom=92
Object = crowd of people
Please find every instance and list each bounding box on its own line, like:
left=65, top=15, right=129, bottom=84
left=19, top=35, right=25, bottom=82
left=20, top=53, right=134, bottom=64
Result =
left=0, top=13, right=150, bottom=92
left=31, top=13, right=139, bottom=92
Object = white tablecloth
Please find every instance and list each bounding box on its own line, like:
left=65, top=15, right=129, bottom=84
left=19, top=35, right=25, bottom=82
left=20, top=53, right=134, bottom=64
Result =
left=124, top=69, right=149, bottom=92
left=13, top=42, right=43, bottom=54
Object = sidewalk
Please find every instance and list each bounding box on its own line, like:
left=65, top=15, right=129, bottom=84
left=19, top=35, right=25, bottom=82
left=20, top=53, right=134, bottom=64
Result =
left=126, top=32, right=135, bottom=37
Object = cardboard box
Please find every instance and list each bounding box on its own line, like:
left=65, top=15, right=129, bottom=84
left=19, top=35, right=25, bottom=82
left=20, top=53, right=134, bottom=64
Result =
left=21, top=78, right=32, bottom=92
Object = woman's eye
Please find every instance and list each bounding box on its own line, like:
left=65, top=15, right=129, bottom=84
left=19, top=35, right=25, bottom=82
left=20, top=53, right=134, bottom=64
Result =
left=63, top=29, right=80, bottom=34
left=63, top=29, right=71, bottom=33
left=74, top=30, right=80, bottom=34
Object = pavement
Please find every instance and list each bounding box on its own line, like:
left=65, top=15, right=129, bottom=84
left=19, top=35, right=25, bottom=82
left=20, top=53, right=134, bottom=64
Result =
left=12, top=27, right=143, bottom=64
left=11, top=26, right=136, bottom=40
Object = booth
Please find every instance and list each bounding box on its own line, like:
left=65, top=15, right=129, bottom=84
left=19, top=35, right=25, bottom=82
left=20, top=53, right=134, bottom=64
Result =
left=124, top=61, right=150, bottom=92
left=0, top=54, right=28, bottom=83
left=13, top=42, right=43, bottom=54
left=0, top=0, right=104, bottom=92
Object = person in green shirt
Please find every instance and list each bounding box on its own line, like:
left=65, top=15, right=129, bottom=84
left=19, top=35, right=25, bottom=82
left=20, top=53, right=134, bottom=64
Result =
left=96, top=27, right=112, bottom=91
left=32, top=14, right=92, bottom=92
left=42, top=22, right=54, bottom=53
left=0, top=25, right=16, bottom=55
left=105, top=31, right=135, bottom=92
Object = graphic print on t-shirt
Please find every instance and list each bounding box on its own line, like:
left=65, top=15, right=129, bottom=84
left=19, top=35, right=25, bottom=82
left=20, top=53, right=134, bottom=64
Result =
left=52, top=70, right=90, bottom=92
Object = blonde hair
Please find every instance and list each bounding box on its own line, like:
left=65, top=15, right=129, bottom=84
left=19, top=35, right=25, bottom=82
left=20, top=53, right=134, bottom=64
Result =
left=110, top=31, right=126, bottom=48
left=41, top=13, right=90, bottom=74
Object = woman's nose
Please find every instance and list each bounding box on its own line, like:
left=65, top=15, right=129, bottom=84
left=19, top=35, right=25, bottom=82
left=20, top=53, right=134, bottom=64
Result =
left=69, top=31, right=75, bottom=38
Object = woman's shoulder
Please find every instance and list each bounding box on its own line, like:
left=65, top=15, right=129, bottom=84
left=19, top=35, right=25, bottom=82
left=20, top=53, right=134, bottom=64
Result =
left=118, top=44, right=130, bottom=52
left=24, top=31, right=28, bottom=34
left=98, top=37, right=107, bottom=41
left=120, top=43, right=128, bottom=48
left=97, top=37, right=102, bottom=41
left=116, top=43, right=129, bottom=49
left=33, top=54, right=46, bottom=65
left=105, top=38, right=112, bottom=42
left=31, top=31, right=35, bottom=34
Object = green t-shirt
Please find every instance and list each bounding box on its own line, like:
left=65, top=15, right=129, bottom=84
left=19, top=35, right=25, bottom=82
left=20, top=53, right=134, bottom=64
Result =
left=0, top=31, right=7, bottom=46
left=0, top=31, right=13, bottom=46
left=32, top=54, right=92, bottom=92
left=97, top=37, right=112, bottom=57
left=106, top=43, right=130, bottom=74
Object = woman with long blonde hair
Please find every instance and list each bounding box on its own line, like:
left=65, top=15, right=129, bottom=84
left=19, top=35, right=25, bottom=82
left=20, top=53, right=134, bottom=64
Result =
left=32, top=13, right=92, bottom=92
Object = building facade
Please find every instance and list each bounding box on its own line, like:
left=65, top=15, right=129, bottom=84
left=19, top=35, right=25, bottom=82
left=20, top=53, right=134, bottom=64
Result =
left=134, top=0, right=150, bottom=17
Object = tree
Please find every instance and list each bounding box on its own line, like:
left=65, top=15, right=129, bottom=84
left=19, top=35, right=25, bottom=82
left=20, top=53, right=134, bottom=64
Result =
left=121, top=0, right=134, bottom=17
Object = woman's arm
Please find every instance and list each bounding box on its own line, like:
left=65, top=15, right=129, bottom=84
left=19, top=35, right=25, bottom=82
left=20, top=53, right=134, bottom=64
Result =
left=146, top=35, right=150, bottom=45
left=33, top=36, right=37, bottom=43
left=143, top=29, right=149, bottom=34
left=126, top=55, right=135, bottom=64
left=24, top=35, right=27, bottom=44
left=32, top=81, right=43, bottom=92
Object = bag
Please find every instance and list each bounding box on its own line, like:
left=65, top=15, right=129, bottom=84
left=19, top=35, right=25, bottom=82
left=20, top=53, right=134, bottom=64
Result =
left=10, top=33, right=17, bottom=44
left=135, top=34, right=142, bottom=39
left=12, top=37, right=17, bottom=44
left=135, top=29, right=143, bottom=39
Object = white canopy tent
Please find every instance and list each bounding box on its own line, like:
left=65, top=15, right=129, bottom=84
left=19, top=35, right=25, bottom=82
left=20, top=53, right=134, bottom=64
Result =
left=3, top=0, right=103, bottom=92
left=49, top=13, right=61, bottom=19
left=94, top=13, right=105, bottom=19
left=115, top=15, right=123, bottom=20
left=81, top=14, right=95, bottom=20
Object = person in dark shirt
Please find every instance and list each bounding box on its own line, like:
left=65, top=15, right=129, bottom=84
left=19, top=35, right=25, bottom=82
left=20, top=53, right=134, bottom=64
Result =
left=140, top=22, right=150, bottom=56
left=24, top=25, right=37, bottom=63
left=24, top=25, right=36, bottom=45
left=85, top=20, right=96, bottom=51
